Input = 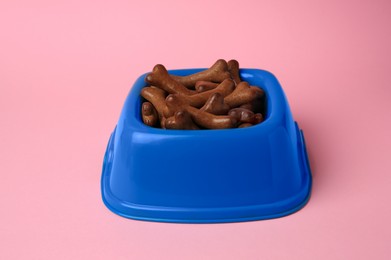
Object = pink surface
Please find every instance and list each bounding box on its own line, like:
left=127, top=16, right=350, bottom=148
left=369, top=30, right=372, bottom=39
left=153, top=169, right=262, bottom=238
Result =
left=1, top=0, right=390, bottom=259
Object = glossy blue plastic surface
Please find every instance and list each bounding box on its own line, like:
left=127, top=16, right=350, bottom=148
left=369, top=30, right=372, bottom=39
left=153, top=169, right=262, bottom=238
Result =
left=101, top=68, right=312, bottom=223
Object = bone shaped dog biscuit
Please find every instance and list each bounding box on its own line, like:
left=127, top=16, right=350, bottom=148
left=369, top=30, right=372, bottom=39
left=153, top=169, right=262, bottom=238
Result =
left=140, top=86, right=167, bottom=121
left=224, top=81, right=258, bottom=108
left=171, top=59, right=231, bottom=88
left=176, top=79, right=235, bottom=108
left=165, top=94, right=237, bottom=129
left=165, top=110, right=200, bottom=130
left=146, top=64, right=195, bottom=95
left=200, top=93, right=230, bottom=115
left=227, top=59, right=241, bottom=85
left=141, top=102, right=159, bottom=127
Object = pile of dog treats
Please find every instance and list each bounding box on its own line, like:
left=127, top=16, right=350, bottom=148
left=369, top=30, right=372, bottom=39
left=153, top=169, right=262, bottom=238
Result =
left=140, top=59, right=266, bottom=129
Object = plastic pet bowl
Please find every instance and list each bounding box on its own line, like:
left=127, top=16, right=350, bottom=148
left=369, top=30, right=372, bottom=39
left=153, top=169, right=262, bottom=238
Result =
left=101, top=68, right=312, bottom=223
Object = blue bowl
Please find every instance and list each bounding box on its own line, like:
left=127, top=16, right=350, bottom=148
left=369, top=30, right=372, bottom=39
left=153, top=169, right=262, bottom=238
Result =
left=101, top=68, right=312, bottom=223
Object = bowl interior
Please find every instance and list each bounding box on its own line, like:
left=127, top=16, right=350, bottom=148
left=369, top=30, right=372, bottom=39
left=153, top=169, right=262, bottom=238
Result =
left=132, top=68, right=272, bottom=132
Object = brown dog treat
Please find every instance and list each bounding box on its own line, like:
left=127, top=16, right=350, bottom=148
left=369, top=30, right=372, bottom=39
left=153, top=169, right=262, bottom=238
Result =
left=160, top=116, right=167, bottom=129
left=141, top=102, right=159, bottom=127
left=224, top=81, right=258, bottom=108
left=238, top=123, right=253, bottom=128
left=239, top=87, right=265, bottom=113
left=200, top=93, right=230, bottom=115
left=195, top=81, right=219, bottom=92
left=140, top=86, right=167, bottom=120
left=165, top=94, right=237, bottom=129
left=229, top=108, right=264, bottom=125
left=188, top=107, right=237, bottom=129
left=244, top=101, right=263, bottom=114
left=228, top=108, right=255, bottom=123
left=251, top=86, right=266, bottom=113
left=195, top=85, right=217, bottom=93
left=251, top=86, right=265, bottom=97
left=227, top=59, right=241, bottom=85
left=165, top=110, right=200, bottom=130
left=239, top=102, right=253, bottom=110
left=177, top=78, right=235, bottom=108
left=145, top=64, right=195, bottom=95
left=253, top=113, right=264, bottom=124
left=171, top=59, right=231, bottom=87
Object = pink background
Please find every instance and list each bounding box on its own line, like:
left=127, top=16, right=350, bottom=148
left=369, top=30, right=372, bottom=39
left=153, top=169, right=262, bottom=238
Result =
left=1, top=0, right=390, bottom=259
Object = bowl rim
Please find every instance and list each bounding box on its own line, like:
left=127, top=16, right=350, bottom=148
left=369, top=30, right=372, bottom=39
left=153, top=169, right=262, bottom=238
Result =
left=123, top=68, right=286, bottom=135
